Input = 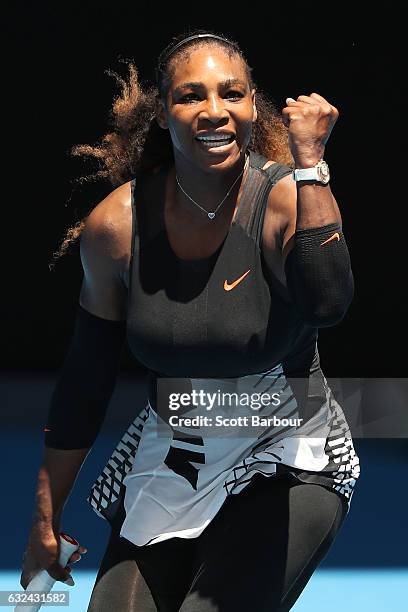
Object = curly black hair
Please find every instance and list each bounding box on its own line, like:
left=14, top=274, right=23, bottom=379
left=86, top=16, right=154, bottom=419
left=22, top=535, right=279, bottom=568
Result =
left=51, top=27, right=292, bottom=262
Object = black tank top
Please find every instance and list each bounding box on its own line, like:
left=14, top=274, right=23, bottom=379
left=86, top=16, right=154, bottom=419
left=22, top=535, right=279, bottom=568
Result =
left=126, top=149, right=319, bottom=384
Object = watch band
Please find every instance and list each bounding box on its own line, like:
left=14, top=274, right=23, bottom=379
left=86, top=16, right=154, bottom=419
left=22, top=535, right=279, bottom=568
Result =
left=293, top=167, right=320, bottom=181
left=293, top=160, right=330, bottom=184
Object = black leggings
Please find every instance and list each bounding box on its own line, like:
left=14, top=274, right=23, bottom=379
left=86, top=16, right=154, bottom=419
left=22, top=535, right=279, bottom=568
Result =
left=87, top=472, right=349, bottom=611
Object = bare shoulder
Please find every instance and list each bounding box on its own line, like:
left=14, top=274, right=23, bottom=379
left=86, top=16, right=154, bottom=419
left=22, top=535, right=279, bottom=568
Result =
left=78, top=180, right=134, bottom=320
left=80, top=180, right=133, bottom=283
left=81, top=181, right=132, bottom=256
left=260, top=160, right=296, bottom=250
left=261, top=166, right=297, bottom=296
left=263, top=171, right=297, bottom=253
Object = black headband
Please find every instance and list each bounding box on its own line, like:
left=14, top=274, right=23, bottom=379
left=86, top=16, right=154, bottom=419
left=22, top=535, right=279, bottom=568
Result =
left=156, top=33, right=237, bottom=86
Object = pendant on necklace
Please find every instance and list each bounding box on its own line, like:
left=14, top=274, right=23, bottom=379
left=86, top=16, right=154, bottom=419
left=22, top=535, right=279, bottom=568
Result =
left=208, top=212, right=216, bottom=219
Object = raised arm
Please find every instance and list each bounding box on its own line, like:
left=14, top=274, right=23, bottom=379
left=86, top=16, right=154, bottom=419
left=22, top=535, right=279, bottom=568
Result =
left=266, top=94, right=354, bottom=328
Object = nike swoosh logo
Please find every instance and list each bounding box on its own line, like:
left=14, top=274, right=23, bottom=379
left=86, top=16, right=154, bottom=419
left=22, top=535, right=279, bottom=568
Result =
left=224, top=269, right=251, bottom=291
left=320, top=232, right=340, bottom=246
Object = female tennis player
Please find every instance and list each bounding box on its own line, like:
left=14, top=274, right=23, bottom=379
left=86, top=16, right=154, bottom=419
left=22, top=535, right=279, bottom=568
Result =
left=20, top=28, right=360, bottom=611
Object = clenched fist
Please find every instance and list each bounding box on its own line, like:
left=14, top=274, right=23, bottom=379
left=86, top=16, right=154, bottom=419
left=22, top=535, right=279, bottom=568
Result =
left=282, top=93, right=339, bottom=167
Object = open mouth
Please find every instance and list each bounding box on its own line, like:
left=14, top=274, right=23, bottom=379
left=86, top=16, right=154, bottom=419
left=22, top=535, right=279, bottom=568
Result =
left=195, top=134, right=235, bottom=149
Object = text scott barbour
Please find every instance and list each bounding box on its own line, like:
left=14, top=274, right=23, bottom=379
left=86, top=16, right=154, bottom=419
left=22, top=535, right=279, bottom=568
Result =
left=168, top=415, right=303, bottom=428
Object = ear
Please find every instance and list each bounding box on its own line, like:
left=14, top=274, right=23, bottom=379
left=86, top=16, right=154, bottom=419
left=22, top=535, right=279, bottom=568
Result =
left=251, top=89, right=258, bottom=123
left=156, top=97, right=169, bottom=130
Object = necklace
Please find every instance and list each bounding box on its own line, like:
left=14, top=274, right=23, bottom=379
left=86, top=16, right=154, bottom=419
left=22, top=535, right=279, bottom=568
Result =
left=175, top=153, right=250, bottom=220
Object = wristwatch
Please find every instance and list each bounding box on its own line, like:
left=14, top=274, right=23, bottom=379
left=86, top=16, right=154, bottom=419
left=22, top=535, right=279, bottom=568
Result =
left=293, top=160, right=330, bottom=184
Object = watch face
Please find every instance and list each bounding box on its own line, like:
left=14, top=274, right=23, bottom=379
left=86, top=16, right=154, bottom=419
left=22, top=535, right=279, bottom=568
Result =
left=317, top=161, right=330, bottom=184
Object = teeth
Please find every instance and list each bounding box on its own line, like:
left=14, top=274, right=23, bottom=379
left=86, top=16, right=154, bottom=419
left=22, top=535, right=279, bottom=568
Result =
left=199, top=140, right=232, bottom=148
left=197, top=135, right=233, bottom=142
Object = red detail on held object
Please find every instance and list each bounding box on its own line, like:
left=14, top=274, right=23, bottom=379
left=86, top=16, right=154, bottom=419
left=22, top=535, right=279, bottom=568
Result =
left=60, top=532, right=79, bottom=546
left=43, top=427, right=51, bottom=432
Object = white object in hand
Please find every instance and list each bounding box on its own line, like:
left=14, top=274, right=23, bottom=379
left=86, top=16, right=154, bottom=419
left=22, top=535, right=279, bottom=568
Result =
left=15, top=532, right=79, bottom=612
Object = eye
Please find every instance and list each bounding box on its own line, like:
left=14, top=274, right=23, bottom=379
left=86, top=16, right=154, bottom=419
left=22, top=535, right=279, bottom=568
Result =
left=181, top=93, right=200, bottom=103
left=180, top=91, right=245, bottom=103
left=225, top=90, right=245, bottom=100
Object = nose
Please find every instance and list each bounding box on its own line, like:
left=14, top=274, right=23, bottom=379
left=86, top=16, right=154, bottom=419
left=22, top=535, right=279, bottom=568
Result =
left=201, top=94, right=229, bottom=123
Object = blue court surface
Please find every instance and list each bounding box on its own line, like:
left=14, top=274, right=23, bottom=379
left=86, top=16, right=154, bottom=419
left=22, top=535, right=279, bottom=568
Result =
left=1, top=569, right=407, bottom=610
left=3, top=375, right=408, bottom=610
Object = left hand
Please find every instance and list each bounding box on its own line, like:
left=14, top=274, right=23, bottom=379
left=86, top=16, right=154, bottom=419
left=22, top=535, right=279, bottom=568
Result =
left=282, top=93, right=339, bottom=166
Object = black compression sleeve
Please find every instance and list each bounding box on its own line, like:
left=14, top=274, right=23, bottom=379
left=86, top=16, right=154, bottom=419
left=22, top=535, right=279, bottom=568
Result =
left=284, top=222, right=354, bottom=328
left=44, top=304, right=126, bottom=449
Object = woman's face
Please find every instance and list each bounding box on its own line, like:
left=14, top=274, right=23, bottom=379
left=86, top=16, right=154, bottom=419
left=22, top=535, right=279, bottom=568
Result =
left=157, top=45, right=257, bottom=171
